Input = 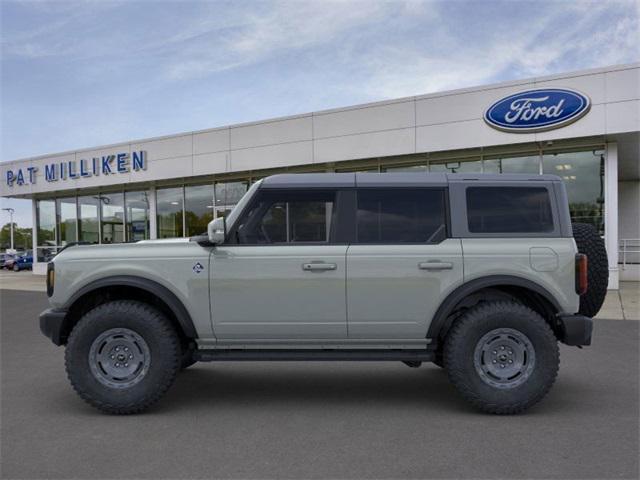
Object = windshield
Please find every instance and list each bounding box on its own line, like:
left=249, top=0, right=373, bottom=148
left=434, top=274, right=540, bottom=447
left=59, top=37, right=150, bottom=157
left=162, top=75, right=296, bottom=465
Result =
left=224, top=179, right=263, bottom=231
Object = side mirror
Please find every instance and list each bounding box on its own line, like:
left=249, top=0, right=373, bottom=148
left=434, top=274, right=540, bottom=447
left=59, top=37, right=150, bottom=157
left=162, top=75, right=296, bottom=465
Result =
left=208, top=217, right=226, bottom=245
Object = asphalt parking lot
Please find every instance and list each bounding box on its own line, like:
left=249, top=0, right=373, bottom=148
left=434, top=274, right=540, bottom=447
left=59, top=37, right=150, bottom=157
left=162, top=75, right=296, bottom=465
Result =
left=1, top=289, right=638, bottom=479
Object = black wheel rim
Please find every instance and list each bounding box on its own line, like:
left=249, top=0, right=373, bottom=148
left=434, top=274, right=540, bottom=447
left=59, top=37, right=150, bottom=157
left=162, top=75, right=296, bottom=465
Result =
left=88, top=328, right=151, bottom=389
left=473, top=328, right=536, bottom=389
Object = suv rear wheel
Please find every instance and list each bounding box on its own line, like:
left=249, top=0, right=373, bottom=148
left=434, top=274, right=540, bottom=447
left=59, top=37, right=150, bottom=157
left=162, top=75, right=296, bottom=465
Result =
left=65, top=300, right=181, bottom=414
left=444, top=301, right=559, bottom=414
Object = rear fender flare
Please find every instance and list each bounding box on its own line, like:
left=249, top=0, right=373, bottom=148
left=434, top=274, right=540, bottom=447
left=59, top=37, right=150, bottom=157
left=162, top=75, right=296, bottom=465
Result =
left=427, top=275, right=561, bottom=341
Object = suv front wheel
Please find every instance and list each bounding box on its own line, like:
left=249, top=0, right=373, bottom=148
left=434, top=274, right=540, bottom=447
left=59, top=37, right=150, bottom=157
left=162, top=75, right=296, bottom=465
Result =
left=444, top=301, right=559, bottom=414
left=65, top=300, right=181, bottom=414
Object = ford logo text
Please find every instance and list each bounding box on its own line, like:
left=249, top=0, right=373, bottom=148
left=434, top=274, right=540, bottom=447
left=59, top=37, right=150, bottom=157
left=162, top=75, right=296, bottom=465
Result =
left=484, top=88, right=591, bottom=133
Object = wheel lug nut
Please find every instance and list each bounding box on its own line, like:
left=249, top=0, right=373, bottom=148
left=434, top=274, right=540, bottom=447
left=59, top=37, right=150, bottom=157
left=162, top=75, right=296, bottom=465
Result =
left=124, top=363, right=128, bottom=367
left=110, top=355, right=115, bottom=359
left=115, top=363, right=120, bottom=367
left=500, top=346, right=505, bottom=350
left=492, top=350, right=497, bottom=355
left=492, top=360, right=497, bottom=364
left=500, top=364, right=505, bottom=368
left=115, top=347, right=120, bottom=352
left=129, top=355, right=133, bottom=359
left=509, top=360, right=513, bottom=363
left=124, top=347, right=128, bottom=352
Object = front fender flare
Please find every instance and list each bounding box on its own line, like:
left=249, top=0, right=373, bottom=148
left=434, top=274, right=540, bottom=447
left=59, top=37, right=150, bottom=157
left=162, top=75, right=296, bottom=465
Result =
left=64, top=275, right=198, bottom=339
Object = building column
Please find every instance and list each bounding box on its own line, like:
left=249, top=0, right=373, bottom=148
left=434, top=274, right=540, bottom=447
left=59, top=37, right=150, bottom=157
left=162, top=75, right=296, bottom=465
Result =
left=149, top=186, right=157, bottom=239
left=31, top=198, right=44, bottom=275
left=605, top=142, right=619, bottom=290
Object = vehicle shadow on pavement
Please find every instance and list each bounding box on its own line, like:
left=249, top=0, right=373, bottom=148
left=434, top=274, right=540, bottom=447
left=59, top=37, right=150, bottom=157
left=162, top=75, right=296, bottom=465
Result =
left=155, top=363, right=539, bottom=415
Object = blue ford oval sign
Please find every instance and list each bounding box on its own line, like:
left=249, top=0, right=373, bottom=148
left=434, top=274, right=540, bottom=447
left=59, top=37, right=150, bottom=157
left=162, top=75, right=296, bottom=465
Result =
left=484, top=88, right=591, bottom=133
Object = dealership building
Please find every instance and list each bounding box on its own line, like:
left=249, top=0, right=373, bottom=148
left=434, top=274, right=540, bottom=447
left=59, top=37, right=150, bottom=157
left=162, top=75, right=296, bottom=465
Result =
left=1, top=63, right=638, bottom=287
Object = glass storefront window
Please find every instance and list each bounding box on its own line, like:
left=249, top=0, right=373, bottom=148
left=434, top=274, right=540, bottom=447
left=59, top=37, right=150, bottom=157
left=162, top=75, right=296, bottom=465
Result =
left=543, top=151, right=605, bottom=234
left=214, top=181, right=248, bottom=218
left=185, top=184, right=214, bottom=237
left=36, top=200, right=56, bottom=248
left=100, top=193, right=124, bottom=243
left=78, top=196, right=100, bottom=244
left=483, top=155, right=541, bottom=174
left=56, top=197, right=77, bottom=246
left=384, top=165, right=428, bottom=173
left=430, top=159, right=482, bottom=173
left=125, top=191, right=150, bottom=242
left=157, top=187, right=184, bottom=238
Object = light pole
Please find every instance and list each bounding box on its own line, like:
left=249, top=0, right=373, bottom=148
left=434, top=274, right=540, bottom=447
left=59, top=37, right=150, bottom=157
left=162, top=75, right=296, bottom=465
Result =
left=2, top=207, right=15, bottom=251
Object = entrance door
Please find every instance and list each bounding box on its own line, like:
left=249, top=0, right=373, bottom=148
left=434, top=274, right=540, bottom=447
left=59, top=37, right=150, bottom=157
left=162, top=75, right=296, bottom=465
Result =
left=210, top=188, right=347, bottom=339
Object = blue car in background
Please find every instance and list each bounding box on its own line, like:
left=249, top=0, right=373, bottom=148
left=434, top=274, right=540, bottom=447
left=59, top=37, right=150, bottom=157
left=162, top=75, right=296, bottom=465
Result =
left=12, top=252, right=33, bottom=271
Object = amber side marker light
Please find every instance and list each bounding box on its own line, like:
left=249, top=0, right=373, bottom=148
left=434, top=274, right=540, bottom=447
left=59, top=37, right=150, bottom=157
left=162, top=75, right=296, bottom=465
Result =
left=46, top=262, right=55, bottom=297
left=575, top=253, right=588, bottom=295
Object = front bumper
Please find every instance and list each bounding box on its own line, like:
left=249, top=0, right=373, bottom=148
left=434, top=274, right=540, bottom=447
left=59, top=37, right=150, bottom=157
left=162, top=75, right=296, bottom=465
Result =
left=557, top=313, right=593, bottom=346
left=39, top=308, right=68, bottom=346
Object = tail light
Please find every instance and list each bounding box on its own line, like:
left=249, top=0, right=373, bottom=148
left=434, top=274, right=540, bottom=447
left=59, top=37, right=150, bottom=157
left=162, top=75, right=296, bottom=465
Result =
left=575, top=254, right=588, bottom=295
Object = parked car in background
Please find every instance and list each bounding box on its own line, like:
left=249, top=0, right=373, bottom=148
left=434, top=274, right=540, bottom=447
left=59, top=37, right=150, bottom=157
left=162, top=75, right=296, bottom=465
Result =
left=1, top=253, right=16, bottom=269
left=12, top=252, right=33, bottom=271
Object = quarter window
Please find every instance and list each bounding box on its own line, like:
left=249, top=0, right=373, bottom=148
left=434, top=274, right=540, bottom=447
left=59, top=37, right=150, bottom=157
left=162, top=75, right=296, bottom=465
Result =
left=356, top=189, right=447, bottom=243
left=466, top=187, right=554, bottom=233
left=235, top=190, right=336, bottom=244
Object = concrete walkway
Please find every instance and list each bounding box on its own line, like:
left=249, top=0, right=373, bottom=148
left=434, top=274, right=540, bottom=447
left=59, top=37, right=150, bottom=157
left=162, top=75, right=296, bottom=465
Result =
left=1, top=269, right=638, bottom=320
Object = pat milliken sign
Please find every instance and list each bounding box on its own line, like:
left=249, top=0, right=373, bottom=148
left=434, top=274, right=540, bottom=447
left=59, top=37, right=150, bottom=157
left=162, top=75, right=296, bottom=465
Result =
left=484, top=88, right=591, bottom=133
left=5, top=151, right=147, bottom=187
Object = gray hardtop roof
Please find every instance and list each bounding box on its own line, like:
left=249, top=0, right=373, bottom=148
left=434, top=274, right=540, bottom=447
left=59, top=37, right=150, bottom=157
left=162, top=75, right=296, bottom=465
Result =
left=260, top=172, right=562, bottom=189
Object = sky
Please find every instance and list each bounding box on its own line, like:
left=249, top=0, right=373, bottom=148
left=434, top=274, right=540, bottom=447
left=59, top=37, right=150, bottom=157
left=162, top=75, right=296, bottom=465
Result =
left=1, top=0, right=639, bottom=228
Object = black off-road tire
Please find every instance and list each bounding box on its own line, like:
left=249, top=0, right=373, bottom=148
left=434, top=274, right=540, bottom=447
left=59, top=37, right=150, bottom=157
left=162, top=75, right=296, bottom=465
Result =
left=65, top=300, right=181, bottom=414
left=572, top=223, right=608, bottom=317
left=444, top=301, right=559, bottom=414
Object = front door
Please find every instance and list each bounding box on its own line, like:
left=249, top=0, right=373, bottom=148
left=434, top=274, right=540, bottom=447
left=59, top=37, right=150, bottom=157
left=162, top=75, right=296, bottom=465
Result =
left=210, top=188, right=347, bottom=339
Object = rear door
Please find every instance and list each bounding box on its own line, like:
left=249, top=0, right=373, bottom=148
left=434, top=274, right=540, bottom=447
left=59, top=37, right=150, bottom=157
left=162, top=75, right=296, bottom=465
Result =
left=346, top=187, right=463, bottom=339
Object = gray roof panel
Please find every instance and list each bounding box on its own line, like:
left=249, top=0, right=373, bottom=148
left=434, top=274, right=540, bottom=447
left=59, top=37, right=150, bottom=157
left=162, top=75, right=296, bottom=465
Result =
left=260, top=173, right=356, bottom=188
left=259, top=172, right=563, bottom=189
left=355, top=172, right=448, bottom=187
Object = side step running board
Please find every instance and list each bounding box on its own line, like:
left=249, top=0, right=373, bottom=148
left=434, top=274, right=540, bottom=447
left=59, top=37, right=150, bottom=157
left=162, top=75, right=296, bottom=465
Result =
left=194, top=349, right=435, bottom=362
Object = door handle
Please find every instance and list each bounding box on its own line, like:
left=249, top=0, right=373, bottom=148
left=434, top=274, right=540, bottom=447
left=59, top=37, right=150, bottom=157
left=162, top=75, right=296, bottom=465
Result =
left=302, top=262, right=337, bottom=272
left=418, top=261, right=453, bottom=271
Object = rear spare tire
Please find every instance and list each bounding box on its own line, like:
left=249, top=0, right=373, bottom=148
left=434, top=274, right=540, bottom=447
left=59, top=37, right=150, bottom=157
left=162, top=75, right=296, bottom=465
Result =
left=572, top=223, right=608, bottom=317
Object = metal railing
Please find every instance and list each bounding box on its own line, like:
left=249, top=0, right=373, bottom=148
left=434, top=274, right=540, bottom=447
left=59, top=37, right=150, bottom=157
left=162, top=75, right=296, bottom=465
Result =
left=619, top=239, right=640, bottom=269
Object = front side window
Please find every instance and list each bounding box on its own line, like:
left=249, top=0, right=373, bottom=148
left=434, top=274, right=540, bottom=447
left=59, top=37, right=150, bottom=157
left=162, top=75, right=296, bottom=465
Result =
left=356, top=189, right=447, bottom=243
left=235, top=190, right=336, bottom=244
left=466, top=187, right=554, bottom=233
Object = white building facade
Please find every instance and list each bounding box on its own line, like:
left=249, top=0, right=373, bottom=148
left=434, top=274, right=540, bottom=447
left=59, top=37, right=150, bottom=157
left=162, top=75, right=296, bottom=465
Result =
left=1, top=63, right=639, bottom=287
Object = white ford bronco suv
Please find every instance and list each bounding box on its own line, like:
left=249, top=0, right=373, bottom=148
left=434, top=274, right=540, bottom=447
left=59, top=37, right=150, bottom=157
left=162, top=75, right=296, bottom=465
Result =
left=40, top=173, right=608, bottom=414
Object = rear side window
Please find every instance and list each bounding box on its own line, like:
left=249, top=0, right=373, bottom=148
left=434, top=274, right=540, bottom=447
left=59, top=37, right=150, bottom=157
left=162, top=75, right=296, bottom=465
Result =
left=466, top=187, right=554, bottom=233
left=356, top=188, right=447, bottom=243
